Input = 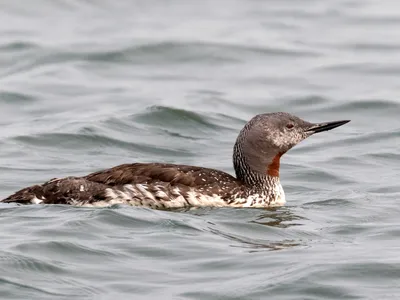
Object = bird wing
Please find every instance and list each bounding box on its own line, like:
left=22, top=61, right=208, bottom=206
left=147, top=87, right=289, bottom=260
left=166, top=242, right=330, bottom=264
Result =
left=84, top=163, right=238, bottom=187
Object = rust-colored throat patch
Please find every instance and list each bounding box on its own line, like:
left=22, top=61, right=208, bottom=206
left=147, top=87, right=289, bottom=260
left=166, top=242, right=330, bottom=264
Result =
left=267, top=153, right=284, bottom=177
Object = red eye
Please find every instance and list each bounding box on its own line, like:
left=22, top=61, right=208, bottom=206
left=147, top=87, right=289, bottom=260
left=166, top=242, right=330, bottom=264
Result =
left=286, top=124, right=294, bottom=129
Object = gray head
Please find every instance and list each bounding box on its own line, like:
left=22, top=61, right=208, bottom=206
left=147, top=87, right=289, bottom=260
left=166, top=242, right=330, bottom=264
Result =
left=233, top=112, right=350, bottom=185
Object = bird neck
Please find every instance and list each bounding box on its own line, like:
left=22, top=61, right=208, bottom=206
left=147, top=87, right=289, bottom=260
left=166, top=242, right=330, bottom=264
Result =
left=233, top=142, right=282, bottom=191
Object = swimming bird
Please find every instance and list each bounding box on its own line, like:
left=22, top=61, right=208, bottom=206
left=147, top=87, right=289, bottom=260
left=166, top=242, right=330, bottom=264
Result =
left=2, top=112, right=349, bottom=209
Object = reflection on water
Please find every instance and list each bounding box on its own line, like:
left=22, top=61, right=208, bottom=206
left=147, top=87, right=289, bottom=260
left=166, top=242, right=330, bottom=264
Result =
left=203, top=207, right=306, bottom=252
left=210, top=226, right=301, bottom=252
left=251, top=207, right=307, bottom=228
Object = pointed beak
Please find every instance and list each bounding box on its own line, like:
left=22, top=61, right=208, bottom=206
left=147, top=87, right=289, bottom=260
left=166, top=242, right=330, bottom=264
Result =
left=306, top=120, right=350, bottom=134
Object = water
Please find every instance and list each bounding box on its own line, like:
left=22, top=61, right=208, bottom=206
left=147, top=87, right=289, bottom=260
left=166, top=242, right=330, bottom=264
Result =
left=0, top=0, right=400, bottom=299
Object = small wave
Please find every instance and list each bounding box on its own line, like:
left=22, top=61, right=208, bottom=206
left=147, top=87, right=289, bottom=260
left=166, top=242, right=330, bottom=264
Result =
left=303, top=198, right=354, bottom=207
left=317, top=62, right=400, bottom=75
left=343, top=42, right=400, bottom=52
left=133, top=105, right=227, bottom=130
left=73, top=41, right=320, bottom=64
left=13, top=132, right=194, bottom=157
left=0, top=41, right=39, bottom=52
left=327, top=99, right=400, bottom=112
left=0, top=251, right=66, bottom=274
left=0, top=90, right=37, bottom=104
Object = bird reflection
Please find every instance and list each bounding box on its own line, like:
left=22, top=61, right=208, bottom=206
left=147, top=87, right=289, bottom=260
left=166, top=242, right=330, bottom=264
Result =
left=250, top=206, right=306, bottom=228
left=209, top=227, right=301, bottom=252
left=167, top=205, right=307, bottom=252
left=209, top=207, right=306, bottom=252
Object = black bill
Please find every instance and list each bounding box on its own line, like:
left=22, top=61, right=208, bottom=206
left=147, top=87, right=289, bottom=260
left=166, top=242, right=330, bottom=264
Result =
left=306, top=120, right=350, bottom=133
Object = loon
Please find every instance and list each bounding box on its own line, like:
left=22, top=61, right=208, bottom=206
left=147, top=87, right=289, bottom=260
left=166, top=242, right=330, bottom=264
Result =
left=2, top=112, right=350, bottom=209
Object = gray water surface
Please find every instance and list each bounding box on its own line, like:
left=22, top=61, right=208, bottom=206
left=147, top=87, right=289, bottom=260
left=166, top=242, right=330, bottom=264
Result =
left=1, top=1, right=400, bottom=299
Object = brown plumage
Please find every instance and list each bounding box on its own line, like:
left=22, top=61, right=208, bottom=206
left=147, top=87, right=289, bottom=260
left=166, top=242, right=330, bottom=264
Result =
left=3, top=163, right=245, bottom=207
left=86, top=163, right=239, bottom=187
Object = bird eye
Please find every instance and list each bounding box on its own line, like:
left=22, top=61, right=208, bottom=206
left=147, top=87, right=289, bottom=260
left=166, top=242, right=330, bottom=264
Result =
left=286, top=123, right=294, bottom=129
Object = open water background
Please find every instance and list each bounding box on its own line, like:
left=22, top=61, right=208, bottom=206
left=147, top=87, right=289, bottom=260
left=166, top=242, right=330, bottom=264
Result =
left=0, top=0, right=399, bottom=299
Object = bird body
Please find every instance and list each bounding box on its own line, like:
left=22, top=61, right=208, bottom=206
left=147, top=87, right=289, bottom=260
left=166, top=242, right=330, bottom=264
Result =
left=3, top=163, right=285, bottom=208
left=2, top=112, right=349, bottom=209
